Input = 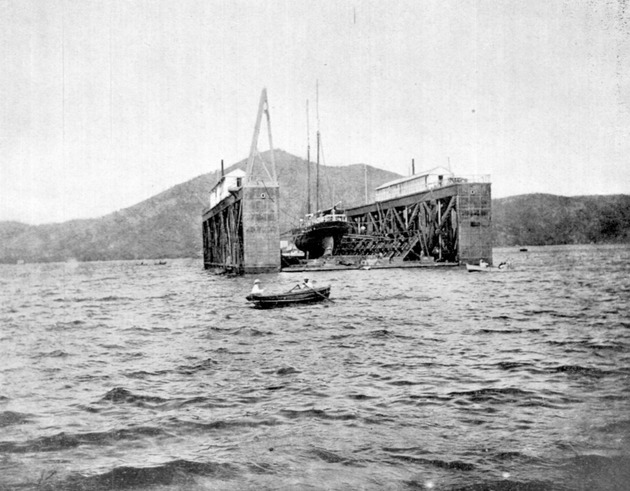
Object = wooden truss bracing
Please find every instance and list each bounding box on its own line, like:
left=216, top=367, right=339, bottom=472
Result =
left=342, top=194, right=460, bottom=262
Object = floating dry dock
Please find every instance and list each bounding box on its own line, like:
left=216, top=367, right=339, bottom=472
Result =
left=349, top=176, right=491, bottom=265
left=202, top=90, right=492, bottom=274
left=282, top=175, right=492, bottom=272
left=203, top=173, right=492, bottom=274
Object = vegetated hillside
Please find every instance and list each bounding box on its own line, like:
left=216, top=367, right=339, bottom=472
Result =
left=0, top=150, right=400, bottom=263
left=3, top=159, right=628, bottom=263
left=492, top=193, right=630, bottom=246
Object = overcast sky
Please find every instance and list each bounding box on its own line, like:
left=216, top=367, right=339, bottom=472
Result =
left=1, top=0, right=629, bottom=224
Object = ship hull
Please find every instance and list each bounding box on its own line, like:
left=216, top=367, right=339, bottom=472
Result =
left=293, top=221, right=351, bottom=259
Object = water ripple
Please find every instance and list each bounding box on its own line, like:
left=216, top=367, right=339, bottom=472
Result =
left=0, top=247, right=629, bottom=490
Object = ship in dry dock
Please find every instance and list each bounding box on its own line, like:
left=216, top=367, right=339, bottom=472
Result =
left=292, top=205, right=351, bottom=259
left=290, top=83, right=352, bottom=260
left=283, top=163, right=492, bottom=272
left=202, top=89, right=493, bottom=274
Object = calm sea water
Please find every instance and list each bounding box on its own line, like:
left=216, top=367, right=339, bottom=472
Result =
left=1, top=245, right=629, bottom=491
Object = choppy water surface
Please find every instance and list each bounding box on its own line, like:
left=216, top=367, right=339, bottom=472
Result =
left=1, top=245, right=629, bottom=490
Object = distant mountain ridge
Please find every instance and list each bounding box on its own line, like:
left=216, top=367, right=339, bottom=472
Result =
left=0, top=150, right=399, bottom=263
left=1, top=151, right=628, bottom=263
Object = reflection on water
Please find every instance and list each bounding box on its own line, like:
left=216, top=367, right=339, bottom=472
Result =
left=1, top=244, right=629, bottom=490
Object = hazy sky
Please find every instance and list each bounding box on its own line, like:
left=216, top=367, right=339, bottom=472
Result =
left=1, top=0, right=629, bottom=224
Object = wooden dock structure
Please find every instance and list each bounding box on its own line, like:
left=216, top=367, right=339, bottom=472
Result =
left=202, top=91, right=493, bottom=274
left=282, top=177, right=493, bottom=271
left=340, top=180, right=492, bottom=266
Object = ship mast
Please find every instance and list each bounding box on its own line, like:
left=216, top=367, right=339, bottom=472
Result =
left=306, top=99, right=311, bottom=215
left=316, top=80, right=320, bottom=214
left=364, top=163, right=368, bottom=203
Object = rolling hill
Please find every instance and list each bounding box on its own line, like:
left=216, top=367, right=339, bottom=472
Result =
left=0, top=150, right=399, bottom=263
left=1, top=151, right=628, bottom=263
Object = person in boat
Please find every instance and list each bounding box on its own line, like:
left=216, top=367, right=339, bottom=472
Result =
left=251, top=279, right=264, bottom=295
left=292, top=278, right=311, bottom=291
left=479, top=259, right=488, bottom=268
